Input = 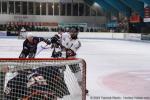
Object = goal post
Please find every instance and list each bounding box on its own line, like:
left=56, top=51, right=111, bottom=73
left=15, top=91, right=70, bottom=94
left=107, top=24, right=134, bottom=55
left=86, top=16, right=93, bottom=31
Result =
left=0, top=58, right=86, bottom=100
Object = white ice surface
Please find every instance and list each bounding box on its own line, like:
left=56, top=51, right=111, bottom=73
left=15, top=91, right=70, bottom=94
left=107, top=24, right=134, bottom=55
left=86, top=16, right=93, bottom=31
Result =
left=1, top=38, right=150, bottom=100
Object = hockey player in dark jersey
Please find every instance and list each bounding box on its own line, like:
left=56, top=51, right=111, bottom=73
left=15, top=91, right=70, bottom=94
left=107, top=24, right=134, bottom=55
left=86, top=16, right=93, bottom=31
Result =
left=19, top=33, right=51, bottom=58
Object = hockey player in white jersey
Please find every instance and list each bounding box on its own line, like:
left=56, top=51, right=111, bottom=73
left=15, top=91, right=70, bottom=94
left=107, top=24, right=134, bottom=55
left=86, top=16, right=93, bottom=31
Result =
left=51, top=28, right=82, bottom=88
left=51, top=28, right=81, bottom=58
left=62, top=28, right=81, bottom=58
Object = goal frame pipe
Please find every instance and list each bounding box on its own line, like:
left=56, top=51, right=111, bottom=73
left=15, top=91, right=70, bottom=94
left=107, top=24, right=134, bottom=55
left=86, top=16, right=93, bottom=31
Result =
left=0, top=58, right=80, bottom=61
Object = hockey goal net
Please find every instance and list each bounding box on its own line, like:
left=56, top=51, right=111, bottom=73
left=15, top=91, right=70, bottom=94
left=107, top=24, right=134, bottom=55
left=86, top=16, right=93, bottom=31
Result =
left=0, top=58, right=86, bottom=100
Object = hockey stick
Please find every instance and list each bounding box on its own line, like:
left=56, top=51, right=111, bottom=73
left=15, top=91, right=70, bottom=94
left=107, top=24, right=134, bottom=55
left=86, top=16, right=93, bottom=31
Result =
left=41, top=44, right=51, bottom=49
left=36, top=44, right=50, bottom=56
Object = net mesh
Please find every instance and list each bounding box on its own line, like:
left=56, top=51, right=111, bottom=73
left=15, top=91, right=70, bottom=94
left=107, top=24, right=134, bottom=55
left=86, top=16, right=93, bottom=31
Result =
left=0, top=58, right=86, bottom=100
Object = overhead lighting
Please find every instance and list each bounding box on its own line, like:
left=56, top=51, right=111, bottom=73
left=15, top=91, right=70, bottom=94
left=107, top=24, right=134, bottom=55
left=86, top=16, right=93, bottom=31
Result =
left=93, top=2, right=100, bottom=7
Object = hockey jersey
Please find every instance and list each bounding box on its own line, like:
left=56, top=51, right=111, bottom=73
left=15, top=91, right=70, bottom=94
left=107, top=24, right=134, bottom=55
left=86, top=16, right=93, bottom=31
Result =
left=61, top=32, right=81, bottom=57
left=23, top=37, right=46, bottom=51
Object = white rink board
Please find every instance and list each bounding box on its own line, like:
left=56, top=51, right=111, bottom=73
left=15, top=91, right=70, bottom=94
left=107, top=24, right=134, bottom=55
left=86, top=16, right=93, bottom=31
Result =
left=26, top=31, right=141, bottom=40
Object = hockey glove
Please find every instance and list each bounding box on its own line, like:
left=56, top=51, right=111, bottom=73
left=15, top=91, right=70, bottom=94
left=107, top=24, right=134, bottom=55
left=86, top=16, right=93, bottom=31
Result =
left=46, top=39, right=51, bottom=45
left=51, top=35, right=60, bottom=44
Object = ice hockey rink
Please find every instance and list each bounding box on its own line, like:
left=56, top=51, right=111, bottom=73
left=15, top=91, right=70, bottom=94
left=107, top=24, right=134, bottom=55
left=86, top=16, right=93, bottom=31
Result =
left=1, top=37, right=150, bottom=100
